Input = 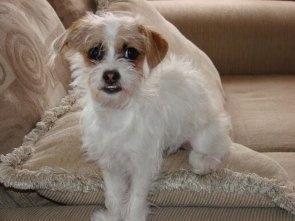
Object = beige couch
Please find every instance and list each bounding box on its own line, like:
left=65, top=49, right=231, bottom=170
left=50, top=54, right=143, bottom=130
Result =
left=0, top=0, right=294, bottom=220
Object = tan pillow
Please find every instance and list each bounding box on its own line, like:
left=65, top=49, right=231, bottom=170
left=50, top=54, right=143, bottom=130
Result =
left=0, top=0, right=70, bottom=155
left=47, top=0, right=96, bottom=28
left=0, top=92, right=294, bottom=213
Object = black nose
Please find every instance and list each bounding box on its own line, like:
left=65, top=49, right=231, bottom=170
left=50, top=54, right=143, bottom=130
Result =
left=103, top=70, right=120, bottom=85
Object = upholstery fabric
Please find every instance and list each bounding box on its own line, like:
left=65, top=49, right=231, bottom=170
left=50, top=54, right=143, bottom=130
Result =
left=0, top=185, right=56, bottom=208
left=222, top=75, right=295, bottom=152
left=0, top=206, right=294, bottom=221
left=151, top=0, right=295, bottom=75
left=264, top=152, right=295, bottom=184
left=47, top=0, right=96, bottom=28
left=0, top=0, right=70, bottom=155
left=0, top=206, right=100, bottom=221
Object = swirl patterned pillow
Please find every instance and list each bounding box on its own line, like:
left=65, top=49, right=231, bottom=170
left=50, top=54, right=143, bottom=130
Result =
left=0, top=0, right=70, bottom=154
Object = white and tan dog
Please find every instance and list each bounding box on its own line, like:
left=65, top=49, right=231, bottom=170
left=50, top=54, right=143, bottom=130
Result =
left=52, top=12, right=231, bottom=221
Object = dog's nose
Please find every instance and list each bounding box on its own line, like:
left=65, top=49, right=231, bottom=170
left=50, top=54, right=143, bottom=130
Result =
left=103, top=70, right=120, bottom=84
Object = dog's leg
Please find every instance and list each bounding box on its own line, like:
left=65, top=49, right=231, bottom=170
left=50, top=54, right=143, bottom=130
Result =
left=124, top=172, right=152, bottom=221
left=124, top=156, right=160, bottom=221
left=92, top=169, right=127, bottom=221
left=188, top=112, right=231, bottom=175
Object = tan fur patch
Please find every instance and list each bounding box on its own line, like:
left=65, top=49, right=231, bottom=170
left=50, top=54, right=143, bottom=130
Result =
left=139, top=26, right=168, bottom=69
left=115, top=25, right=146, bottom=73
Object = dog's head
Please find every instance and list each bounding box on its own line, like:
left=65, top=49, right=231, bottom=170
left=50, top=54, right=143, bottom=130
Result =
left=52, top=13, right=168, bottom=108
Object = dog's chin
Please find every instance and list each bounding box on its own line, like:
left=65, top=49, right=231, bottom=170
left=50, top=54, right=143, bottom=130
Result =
left=91, top=86, right=130, bottom=109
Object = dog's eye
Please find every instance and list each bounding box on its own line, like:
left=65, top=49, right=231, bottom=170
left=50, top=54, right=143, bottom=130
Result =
left=88, top=45, right=104, bottom=61
left=124, top=47, right=139, bottom=60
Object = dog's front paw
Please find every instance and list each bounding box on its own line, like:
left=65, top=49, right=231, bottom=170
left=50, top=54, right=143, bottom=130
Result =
left=189, top=150, right=224, bottom=175
left=91, top=210, right=120, bottom=221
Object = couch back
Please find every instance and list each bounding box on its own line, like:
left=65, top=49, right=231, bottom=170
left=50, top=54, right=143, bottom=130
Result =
left=0, top=0, right=70, bottom=154
left=151, top=0, right=295, bottom=75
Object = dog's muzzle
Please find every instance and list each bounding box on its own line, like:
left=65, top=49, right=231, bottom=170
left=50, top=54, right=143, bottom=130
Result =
left=102, top=70, right=122, bottom=94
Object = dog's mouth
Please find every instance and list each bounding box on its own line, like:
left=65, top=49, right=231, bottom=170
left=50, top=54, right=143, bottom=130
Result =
left=102, top=84, right=122, bottom=94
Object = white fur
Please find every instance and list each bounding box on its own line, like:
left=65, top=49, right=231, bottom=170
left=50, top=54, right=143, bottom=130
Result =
left=64, top=14, right=231, bottom=221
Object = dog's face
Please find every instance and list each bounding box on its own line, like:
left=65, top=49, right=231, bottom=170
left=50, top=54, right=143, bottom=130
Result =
left=53, top=13, right=168, bottom=108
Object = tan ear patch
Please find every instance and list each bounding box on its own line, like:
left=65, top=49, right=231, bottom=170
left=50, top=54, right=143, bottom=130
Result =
left=140, top=26, right=168, bottom=69
left=52, top=31, right=69, bottom=54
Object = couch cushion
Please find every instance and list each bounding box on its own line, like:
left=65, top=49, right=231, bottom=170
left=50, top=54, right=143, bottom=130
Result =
left=0, top=185, right=56, bottom=208
left=0, top=92, right=294, bottom=214
left=222, top=74, right=295, bottom=152
left=0, top=206, right=100, bottom=221
left=0, top=206, right=294, bottom=221
left=0, top=0, right=70, bottom=155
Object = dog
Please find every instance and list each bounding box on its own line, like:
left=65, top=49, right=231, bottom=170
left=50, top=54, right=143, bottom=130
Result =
left=52, top=12, right=231, bottom=221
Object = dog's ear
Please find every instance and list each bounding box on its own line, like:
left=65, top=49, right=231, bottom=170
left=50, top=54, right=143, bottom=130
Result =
left=140, top=26, right=168, bottom=69
left=48, top=31, right=69, bottom=66
left=53, top=31, right=69, bottom=55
